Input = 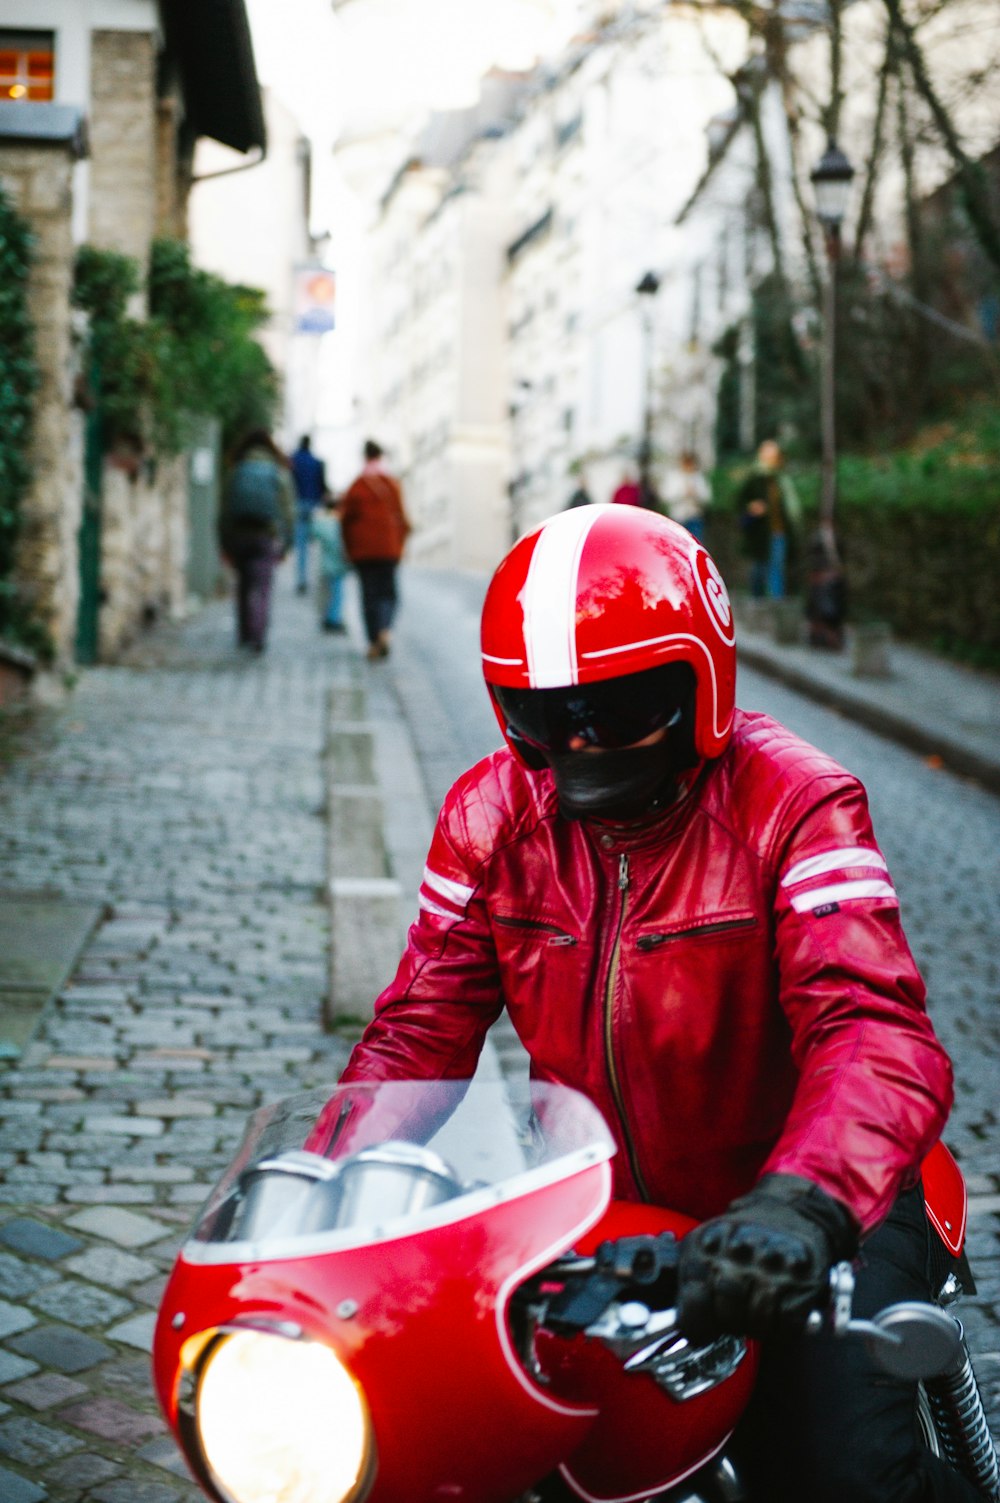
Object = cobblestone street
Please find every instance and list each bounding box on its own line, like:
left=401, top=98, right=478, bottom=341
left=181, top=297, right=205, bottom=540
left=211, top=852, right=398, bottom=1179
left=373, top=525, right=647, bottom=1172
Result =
left=0, top=577, right=355, bottom=1502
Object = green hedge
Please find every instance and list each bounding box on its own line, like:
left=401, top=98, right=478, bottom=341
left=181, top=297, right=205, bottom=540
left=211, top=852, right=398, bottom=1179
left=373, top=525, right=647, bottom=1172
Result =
left=708, top=418, right=1000, bottom=668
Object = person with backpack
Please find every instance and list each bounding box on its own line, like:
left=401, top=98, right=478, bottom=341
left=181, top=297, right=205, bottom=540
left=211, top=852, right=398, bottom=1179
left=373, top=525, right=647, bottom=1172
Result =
left=218, top=429, right=295, bottom=653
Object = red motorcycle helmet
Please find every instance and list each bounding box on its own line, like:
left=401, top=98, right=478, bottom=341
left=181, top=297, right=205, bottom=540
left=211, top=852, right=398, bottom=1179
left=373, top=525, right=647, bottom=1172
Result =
left=481, top=505, right=736, bottom=765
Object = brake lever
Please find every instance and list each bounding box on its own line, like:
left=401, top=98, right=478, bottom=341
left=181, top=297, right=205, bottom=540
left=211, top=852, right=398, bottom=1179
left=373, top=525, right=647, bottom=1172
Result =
left=806, top=1261, right=904, bottom=1351
left=539, top=1234, right=680, bottom=1337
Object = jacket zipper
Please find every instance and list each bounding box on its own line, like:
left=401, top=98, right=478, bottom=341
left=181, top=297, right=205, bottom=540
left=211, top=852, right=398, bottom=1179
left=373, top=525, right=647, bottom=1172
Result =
left=636, top=917, right=756, bottom=950
left=603, top=852, right=650, bottom=1200
left=493, top=916, right=577, bottom=945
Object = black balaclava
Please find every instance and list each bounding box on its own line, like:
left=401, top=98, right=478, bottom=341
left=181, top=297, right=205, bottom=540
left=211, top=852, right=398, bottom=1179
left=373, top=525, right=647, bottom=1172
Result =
left=547, top=723, right=697, bottom=822
left=548, top=678, right=698, bottom=823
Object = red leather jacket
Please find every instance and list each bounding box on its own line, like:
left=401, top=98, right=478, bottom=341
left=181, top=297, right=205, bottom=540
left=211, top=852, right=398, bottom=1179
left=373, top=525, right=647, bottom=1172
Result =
left=338, top=709, right=953, bottom=1233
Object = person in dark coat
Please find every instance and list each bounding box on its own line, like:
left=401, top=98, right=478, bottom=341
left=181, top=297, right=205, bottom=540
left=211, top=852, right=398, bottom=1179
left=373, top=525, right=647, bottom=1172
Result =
left=737, top=440, right=801, bottom=599
left=289, top=435, right=328, bottom=594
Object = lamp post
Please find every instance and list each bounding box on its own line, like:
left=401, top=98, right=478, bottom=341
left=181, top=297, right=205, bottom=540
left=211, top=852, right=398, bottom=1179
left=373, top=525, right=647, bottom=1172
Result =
left=508, top=379, right=533, bottom=544
left=636, top=270, right=661, bottom=509
left=810, top=141, right=854, bottom=564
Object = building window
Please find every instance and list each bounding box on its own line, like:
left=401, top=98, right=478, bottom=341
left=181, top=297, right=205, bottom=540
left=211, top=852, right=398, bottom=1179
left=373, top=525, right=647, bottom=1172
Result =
left=0, top=31, right=55, bottom=102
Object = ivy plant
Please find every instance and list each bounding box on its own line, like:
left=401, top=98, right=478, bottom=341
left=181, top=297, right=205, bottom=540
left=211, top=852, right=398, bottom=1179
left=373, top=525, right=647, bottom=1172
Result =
left=0, top=184, right=46, bottom=657
left=72, top=238, right=279, bottom=460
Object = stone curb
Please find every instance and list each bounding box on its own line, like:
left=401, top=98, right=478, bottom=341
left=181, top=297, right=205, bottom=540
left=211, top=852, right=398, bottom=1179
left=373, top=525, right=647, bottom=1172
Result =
left=737, top=638, right=1000, bottom=796
left=324, top=684, right=401, bottom=1029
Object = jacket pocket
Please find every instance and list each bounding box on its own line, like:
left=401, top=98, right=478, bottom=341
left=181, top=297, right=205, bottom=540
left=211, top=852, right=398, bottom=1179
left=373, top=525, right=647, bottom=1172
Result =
left=493, top=914, right=578, bottom=947
left=636, top=914, right=756, bottom=951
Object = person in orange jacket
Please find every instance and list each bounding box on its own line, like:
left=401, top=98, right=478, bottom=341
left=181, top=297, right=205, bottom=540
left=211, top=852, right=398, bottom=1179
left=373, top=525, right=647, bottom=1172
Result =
left=339, top=440, right=412, bottom=660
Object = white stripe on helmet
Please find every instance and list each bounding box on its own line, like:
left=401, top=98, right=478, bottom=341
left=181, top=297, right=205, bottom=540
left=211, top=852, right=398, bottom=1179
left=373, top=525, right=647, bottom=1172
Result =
left=522, top=508, right=603, bottom=687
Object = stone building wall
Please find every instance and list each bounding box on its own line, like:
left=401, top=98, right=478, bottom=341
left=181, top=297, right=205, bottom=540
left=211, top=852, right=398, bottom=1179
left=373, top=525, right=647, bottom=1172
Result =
left=87, top=30, right=157, bottom=269
left=155, top=90, right=191, bottom=240
left=0, top=141, right=84, bottom=666
left=85, top=28, right=189, bottom=660
left=97, top=454, right=187, bottom=660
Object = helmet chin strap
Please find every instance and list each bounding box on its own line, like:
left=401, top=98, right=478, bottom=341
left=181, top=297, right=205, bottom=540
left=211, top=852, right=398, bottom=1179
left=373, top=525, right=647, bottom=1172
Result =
left=548, top=739, right=689, bottom=823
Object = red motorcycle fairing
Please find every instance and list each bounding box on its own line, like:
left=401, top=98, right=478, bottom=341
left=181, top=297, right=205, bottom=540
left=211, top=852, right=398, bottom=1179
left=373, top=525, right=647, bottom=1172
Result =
left=537, top=1202, right=758, bottom=1503
left=155, top=1167, right=612, bottom=1503
left=922, top=1141, right=966, bottom=1259
left=155, top=1080, right=623, bottom=1503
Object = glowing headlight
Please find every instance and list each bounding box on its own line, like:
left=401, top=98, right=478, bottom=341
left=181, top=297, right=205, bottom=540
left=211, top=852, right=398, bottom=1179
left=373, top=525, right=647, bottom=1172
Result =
left=196, top=1329, right=372, bottom=1503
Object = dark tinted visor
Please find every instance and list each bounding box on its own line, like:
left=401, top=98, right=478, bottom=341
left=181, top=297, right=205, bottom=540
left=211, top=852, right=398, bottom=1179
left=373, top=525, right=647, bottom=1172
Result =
left=494, top=664, right=694, bottom=755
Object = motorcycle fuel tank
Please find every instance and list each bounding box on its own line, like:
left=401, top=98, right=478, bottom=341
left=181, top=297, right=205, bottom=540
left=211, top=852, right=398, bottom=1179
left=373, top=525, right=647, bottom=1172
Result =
left=536, top=1200, right=758, bottom=1503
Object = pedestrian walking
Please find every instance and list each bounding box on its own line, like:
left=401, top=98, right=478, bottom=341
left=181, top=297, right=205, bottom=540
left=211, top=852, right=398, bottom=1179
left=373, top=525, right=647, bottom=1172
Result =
left=662, top=449, right=711, bottom=543
left=610, top=466, right=643, bottom=507
left=804, top=529, right=847, bottom=650
left=311, top=494, right=350, bottom=634
left=218, top=428, right=294, bottom=653
left=289, top=434, right=327, bottom=594
left=340, top=439, right=412, bottom=661
left=737, top=439, right=801, bottom=599
left=564, top=476, right=594, bottom=509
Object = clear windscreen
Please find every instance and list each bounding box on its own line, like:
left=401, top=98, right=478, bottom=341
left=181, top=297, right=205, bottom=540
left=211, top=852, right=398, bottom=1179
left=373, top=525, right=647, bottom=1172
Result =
left=188, top=1078, right=614, bottom=1254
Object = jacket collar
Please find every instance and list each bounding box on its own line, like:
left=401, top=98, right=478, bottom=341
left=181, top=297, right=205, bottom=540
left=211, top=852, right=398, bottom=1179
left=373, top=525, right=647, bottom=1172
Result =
left=579, top=761, right=713, bottom=852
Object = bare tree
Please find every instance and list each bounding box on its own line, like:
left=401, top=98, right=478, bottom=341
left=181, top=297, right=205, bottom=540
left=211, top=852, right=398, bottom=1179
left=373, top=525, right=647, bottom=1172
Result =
left=881, top=0, right=1000, bottom=273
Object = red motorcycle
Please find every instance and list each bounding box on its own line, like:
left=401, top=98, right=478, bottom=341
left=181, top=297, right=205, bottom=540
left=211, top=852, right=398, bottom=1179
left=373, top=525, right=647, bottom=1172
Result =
left=153, top=1078, right=999, bottom=1503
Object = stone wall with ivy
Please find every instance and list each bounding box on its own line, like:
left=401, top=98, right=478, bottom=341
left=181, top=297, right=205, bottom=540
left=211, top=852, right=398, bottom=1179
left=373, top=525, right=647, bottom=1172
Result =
left=69, top=238, right=278, bottom=658
left=0, top=145, right=82, bottom=664
left=0, top=180, right=37, bottom=654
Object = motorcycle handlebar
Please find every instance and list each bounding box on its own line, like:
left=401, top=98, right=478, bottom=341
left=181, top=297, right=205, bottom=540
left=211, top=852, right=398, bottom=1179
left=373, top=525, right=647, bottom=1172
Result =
left=534, top=1249, right=963, bottom=1386
left=533, top=1234, right=680, bottom=1338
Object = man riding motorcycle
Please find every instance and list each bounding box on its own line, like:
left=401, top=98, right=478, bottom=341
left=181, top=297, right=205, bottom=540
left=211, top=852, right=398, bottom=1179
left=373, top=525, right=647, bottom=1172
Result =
left=312, top=504, right=977, bottom=1501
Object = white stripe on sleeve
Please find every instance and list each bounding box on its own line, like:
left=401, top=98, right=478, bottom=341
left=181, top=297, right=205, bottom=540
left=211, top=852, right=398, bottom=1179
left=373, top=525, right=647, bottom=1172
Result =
left=419, top=893, right=462, bottom=921
left=422, top=866, right=475, bottom=907
left=782, top=847, right=889, bottom=888
left=790, top=878, right=897, bottom=914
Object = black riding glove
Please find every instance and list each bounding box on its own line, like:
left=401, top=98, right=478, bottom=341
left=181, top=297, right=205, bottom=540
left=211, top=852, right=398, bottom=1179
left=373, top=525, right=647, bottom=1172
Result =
left=677, top=1173, right=858, bottom=1345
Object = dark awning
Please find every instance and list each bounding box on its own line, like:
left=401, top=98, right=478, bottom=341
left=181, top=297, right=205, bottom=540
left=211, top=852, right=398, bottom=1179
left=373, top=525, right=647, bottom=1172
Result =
left=160, top=0, right=266, bottom=155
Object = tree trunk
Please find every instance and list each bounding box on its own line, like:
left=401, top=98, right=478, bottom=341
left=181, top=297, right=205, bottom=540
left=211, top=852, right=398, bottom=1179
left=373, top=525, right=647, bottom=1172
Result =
left=740, top=67, right=808, bottom=378
left=852, top=25, right=894, bottom=260
left=882, top=0, right=1000, bottom=274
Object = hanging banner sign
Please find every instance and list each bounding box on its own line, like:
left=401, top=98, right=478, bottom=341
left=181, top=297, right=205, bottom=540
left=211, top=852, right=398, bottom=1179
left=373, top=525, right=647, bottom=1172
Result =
left=294, top=265, right=336, bottom=334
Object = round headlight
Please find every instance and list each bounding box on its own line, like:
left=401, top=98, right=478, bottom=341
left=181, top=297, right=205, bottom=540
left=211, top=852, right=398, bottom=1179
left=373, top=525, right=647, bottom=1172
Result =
left=196, top=1329, right=372, bottom=1503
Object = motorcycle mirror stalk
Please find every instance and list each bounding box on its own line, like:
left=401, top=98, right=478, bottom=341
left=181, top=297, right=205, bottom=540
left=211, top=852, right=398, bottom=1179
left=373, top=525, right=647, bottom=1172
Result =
left=808, top=1261, right=964, bottom=1381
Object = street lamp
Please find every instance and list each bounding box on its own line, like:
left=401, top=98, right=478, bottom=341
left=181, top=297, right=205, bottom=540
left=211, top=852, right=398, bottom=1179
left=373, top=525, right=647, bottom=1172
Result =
left=508, top=379, right=533, bottom=544
left=810, top=141, right=854, bottom=564
left=636, top=270, right=661, bottom=509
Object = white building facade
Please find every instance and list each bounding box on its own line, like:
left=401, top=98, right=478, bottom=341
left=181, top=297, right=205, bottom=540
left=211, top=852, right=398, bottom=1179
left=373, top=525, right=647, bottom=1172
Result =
left=358, top=6, right=745, bottom=567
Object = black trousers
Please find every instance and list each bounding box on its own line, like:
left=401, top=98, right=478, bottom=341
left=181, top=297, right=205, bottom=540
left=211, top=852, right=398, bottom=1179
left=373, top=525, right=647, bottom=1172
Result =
left=355, top=560, right=399, bottom=646
left=732, top=1184, right=981, bottom=1503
